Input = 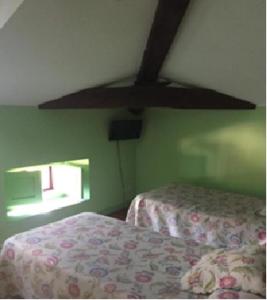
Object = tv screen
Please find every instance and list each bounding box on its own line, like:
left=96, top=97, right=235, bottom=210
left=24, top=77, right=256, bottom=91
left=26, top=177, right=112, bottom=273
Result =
left=108, top=120, right=142, bottom=141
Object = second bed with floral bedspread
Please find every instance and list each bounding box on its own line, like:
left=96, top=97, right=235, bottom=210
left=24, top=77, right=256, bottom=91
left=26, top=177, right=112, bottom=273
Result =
left=126, top=184, right=266, bottom=248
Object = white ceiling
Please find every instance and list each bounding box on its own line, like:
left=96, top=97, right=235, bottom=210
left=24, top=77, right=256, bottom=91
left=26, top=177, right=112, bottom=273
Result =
left=0, top=0, right=265, bottom=106
left=162, top=0, right=266, bottom=106
left=0, top=0, right=157, bottom=105
left=0, top=0, right=24, bottom=29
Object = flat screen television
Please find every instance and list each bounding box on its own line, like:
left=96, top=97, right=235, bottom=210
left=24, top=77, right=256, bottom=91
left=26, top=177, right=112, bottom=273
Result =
left=108, top=119, right=142, bottom=141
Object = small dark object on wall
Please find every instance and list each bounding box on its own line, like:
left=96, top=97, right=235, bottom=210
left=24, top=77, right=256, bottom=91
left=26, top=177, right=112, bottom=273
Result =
left=109, top=120, right=142, bottom=141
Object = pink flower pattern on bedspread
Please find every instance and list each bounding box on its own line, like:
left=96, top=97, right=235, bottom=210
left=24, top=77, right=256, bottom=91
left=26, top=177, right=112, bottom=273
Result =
left=208, top=289, right=263, bottom=299
left=126, top=184, right=266, bottom=248
left=0, top=212, right=217, bottom=299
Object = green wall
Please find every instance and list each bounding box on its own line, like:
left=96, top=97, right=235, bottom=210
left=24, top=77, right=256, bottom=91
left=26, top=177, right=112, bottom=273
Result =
left=0, top=106, right=136, bottom=243
left=136, top=108, right=266, bottom=198
left=0, top=106, right=265, bottom=243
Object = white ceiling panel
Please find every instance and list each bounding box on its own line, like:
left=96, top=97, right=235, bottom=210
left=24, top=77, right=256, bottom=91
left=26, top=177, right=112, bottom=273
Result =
left=0, top=0, right=24, bottom=29
left=0, top=0, right=157, bottom=105
left=161, top=0, right=266, bottom=106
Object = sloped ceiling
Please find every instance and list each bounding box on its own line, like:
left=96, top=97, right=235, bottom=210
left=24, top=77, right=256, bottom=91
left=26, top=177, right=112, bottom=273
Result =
left=0, top=0, right=157, bottom=105
left=0, top=0, right=265, bottom=106
left=162, top=0, right=266, bottom=106
left=0, top=0, right=24, bottom=29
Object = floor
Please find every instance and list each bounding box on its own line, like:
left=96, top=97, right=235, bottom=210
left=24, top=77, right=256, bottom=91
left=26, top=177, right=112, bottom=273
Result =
left=108, top=207, right=128, bottom=221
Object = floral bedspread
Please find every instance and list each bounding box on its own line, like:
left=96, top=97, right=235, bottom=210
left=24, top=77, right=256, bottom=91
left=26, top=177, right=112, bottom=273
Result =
left=126, top=184, right=266, bottom=249
left=0, top=212, right=217, bottom=299
left=207, top=289, right=262, bottom=299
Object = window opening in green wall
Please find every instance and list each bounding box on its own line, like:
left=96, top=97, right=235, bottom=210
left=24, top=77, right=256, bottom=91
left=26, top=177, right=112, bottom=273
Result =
left=42, top=166, right=54, bottom=191
left=5, top=159, right=90, bottom=217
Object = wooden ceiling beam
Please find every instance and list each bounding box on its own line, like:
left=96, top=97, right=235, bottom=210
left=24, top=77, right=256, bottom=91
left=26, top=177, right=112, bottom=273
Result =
left=39, top=86, right=256, bottom=110
left=38, top=0, right=257, bottom=111
left=135, top=0, right=190, bottom=85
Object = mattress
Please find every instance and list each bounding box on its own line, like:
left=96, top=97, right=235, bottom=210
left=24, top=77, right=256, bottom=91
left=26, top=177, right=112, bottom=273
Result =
left=0, top=212, right=215, bottom=299
left=126, top=184, right=266, bottom=248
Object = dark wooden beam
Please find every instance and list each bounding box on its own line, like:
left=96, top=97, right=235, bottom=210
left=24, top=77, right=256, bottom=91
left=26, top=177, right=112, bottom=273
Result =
left=38, top=0, right=257, bottom=111
left=135, top=0, right=190, bottom=85
left=39, top=86, right=256, bottom=110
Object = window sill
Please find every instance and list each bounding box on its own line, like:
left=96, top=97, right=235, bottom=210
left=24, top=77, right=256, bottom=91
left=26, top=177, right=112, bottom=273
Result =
left=7, top=197, right=89, bottom=218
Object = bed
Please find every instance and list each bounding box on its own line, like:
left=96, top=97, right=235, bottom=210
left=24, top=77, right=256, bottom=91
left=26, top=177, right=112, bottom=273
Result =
left=126, top=184, right=266, bottom=249
left=0, top=212, right=264, bottom=299
left=0, top=212, right=216, bottom=299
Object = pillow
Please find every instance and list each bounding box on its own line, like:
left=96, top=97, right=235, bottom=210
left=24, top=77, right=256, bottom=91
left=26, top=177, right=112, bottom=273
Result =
left=259, top=208, right=266, bottom=217
left=255, top=208, right=266, bottom=217
left=181, top=245, right=266, bottom=296
left=208, top=289, right=263, bottom=299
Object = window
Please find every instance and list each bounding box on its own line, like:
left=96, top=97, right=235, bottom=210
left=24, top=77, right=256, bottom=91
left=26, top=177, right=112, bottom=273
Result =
left=42, top=166, right=54, bottom=191
left=5, top=159, right=89, bottom=217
